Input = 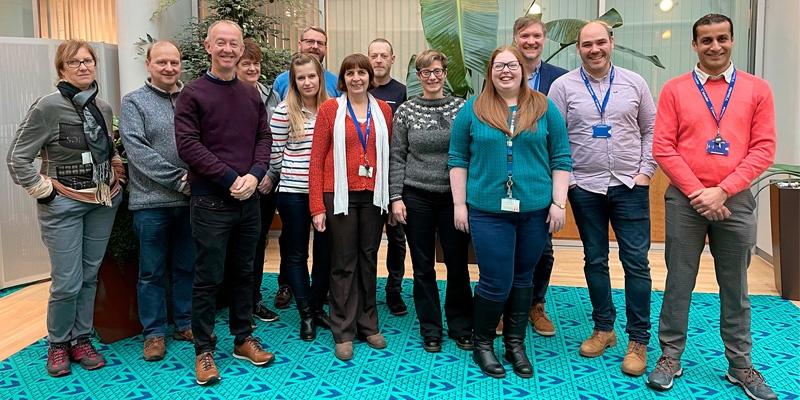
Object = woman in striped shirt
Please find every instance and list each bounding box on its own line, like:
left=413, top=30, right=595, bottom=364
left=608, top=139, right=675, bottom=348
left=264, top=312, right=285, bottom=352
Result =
left=265, top=53, right=332, bottom=341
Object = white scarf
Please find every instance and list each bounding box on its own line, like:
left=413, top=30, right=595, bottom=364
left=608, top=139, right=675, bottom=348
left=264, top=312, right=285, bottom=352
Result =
left=332, top=94, right=389, bottom=215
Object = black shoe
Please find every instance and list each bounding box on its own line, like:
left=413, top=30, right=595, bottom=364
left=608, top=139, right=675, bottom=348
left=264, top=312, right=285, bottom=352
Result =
left=423, top=338, right=442, bottom=353
left=453, top=335, right=474, bottom=351
left=386, top=292, right=408, bottom=316
left=254, top=301, right=279, bottom=322
left=503, top=287, right=534, bottom=378
left=472, top=295, right=506, bottom=379
left=298, top=307, right=316, bottom=342
left=274, top=285, right=292, bottom=309
left=313, top=309, right=333, bottom=330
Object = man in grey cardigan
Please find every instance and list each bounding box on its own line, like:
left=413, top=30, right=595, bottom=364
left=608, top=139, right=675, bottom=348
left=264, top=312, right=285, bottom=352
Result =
left=120, top=41, right=195, bottom=362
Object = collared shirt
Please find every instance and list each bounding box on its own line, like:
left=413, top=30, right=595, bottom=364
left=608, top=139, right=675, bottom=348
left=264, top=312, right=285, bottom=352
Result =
left=548, top=64, right=657, bottom=195
left=527, top=60, right=542, bottom=90
left=693, top=62, right=734, bottom=84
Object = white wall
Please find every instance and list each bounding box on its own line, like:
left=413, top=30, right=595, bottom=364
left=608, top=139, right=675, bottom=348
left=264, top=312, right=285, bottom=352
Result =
left=754, top=0, right=800, bottom=258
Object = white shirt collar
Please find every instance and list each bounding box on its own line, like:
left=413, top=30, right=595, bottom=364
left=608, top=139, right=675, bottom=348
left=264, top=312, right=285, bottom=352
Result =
left=528, top=60, right=542, bottom=79
left=693, top=62, right=734, bottom=84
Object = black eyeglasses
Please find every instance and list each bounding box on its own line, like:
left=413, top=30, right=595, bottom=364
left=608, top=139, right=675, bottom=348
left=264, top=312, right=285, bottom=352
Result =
left=301, top=39, right=327, bottom=47
left=65, top=59, right=95, bottom=69
left=418, top=68, right=445, bottom=78
left=492, top=61, right=520, bottom=72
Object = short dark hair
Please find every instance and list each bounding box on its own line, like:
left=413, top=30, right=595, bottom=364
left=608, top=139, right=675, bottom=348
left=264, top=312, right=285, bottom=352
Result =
left=692, top=13, right=733, bottom=42
left=301, top=26, right=327, bottom=41
left=337, top=53, right=374, bottom=92
left=239, top=38, right=262, bottom=64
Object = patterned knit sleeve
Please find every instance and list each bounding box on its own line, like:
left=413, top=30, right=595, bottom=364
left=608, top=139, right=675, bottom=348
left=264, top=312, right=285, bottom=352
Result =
left=389, top=102, right=410, bottom=201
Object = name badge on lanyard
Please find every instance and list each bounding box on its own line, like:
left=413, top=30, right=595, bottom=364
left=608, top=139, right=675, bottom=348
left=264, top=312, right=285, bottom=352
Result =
left=500, top=109, right=520, bottom=213
left=580, top=66, right=615, bottom=138
left=347, top=99, right=374, bottom=177
left=693, top=68, right=736, bottom=156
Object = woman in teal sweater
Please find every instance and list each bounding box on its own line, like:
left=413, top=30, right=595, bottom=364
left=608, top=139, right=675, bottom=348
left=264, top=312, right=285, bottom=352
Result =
left=448, top=46, right=572, bottom=379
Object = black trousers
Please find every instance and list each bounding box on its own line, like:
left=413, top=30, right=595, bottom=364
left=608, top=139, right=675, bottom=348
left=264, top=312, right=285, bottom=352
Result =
left=324, top=191, right=384, bottom=343
left=403, top=187, right=473, bottom=339
left=190, top=194, right=260, bottom=354
left=384, top=220, right=407, bottom=294
left=531, top=235, right=554, bottom=305
left=253, top=186, right=282, bottom=306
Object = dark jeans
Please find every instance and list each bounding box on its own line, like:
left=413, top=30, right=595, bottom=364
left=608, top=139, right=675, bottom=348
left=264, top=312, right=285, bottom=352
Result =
left=276, top=192, right=331, bottom=307
left=532, top=235, right=554, bottom=305
left=468, top=207, right=549, bottom=302
left=324, top=191, right=384, bottom=343
left=253, top=186, right=281, bottom=305
left=568, top=185, right=652, bottom=344
left=190, top=194, right=260, bottom=354
left=403, top=187, right=473, bottom=340
left=133, top=207, right=195, bottom=338
left=384, top=221, right=406, bottom=294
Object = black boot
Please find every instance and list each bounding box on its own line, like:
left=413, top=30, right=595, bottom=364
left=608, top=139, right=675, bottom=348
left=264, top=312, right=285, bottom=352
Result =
left=503, top=287, right=534, bottom=378
left=312, top=307, right=333, bottom=330
left=297, top=299, right=316, bottom=341
left=472, top=295, right=506, bottom=378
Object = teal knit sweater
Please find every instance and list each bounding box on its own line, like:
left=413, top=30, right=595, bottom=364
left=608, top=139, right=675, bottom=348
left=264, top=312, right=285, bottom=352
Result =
left=448, top=96, right=572, bottom=213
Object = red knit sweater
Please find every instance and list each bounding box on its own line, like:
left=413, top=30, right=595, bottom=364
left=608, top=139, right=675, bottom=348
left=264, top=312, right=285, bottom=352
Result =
left=308, top=98, right=393, bottom=216
left=653, top=70, right=775, bottom=196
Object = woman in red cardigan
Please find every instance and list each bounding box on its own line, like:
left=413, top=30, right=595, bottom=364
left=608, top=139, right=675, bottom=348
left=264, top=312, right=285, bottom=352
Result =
left=308, top=53, right=393, bottom=361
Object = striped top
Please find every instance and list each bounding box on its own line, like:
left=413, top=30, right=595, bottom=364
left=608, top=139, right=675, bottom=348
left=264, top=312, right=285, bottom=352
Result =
left=267, top=101, right=317, bottom=193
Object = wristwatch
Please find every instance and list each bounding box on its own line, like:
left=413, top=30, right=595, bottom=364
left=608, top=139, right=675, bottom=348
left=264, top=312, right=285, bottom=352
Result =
left=551, top=200, right=566, bottom=209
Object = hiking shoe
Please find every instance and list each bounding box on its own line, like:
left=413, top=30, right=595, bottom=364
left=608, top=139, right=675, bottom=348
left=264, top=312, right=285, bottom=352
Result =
left=621, top=341, right=647, bottom=376
left=274, top=285, right=292, bottom=309
left=528, top=303, right=556, bottom=336
left=195, top=352, right=220, bottom=386
left=143, top=336, right=166, bottom=361
left=46, top=342, right=71, bottom=377
left=254, top=301, right=280, bottom=322
left=366, top=333, right=387, bottom=349
left=386, top=292, right=408, bottom=316
left=646, top=355, right=683, bottom=391
left=726, top=367, right=778, bottom=400
left=334, top=341, right=353, bottom=361
left=69, top=338, right=106, bottom=370
left=579, top=330, right=616, bottom=357
left=173, top=329, right=194, bottom=342
left=233, top=336, right=274, bottom=366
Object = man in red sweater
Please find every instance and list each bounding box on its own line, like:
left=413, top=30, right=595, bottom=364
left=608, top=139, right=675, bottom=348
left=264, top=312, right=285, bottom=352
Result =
left=647, top=14, right=777, bottom=400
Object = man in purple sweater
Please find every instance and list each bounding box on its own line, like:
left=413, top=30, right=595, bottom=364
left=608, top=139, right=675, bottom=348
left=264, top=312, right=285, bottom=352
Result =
left=174, top=19, right=274, bottom=386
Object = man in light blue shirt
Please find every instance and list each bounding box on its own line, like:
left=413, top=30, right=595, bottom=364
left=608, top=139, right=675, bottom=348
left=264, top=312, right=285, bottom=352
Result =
left=272, top=26, right=339, bottom=100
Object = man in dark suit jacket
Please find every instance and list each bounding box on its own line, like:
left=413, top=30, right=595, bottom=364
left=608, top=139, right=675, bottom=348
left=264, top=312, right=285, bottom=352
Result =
left=511, top=14, right=569, bottom=338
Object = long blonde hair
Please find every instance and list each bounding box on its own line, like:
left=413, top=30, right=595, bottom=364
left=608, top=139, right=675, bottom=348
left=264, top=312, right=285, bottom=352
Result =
left=474, top=46, right=547, bottom=137
left=285, top=53, right=329, bottom=141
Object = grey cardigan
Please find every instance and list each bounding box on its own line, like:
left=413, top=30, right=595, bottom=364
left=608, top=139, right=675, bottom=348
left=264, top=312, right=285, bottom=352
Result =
left=119, top=80, right=189, bottom=210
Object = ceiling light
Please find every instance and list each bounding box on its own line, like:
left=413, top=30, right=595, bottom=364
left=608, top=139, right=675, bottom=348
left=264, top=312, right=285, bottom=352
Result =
left=527, top=3, right=542, bottom=16
left=662, top=30, right=672, bottom=39
left=658, top=0, right=674, bottom=12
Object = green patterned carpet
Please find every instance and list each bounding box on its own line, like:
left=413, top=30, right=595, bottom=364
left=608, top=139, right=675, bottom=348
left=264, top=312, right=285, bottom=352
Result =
left=1, top=274, right=798, bottom=399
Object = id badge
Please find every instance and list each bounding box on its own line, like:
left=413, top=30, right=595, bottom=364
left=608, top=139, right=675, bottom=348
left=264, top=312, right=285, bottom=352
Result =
left=358, top=165, right=373, bottom=177
left=500, top=197, right=520, bottom=213
left=706, top=139, right=730, bottom=156
left=592, top=124, right=612, bottom=138
left=81, top=151, right=93, bottom=164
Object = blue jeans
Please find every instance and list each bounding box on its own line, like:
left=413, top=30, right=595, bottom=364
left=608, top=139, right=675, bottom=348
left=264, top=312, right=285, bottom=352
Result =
left=468, top=207, right=549, bottom=302
left=133, top=207, right=195, bottom=338
left=568, top=185, right=652, bottom=343
left=276, top=192, right=330, bottom=307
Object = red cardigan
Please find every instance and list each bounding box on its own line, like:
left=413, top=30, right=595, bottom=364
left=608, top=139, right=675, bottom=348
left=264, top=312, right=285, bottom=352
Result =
left=308, top=98, right=393, bottom=216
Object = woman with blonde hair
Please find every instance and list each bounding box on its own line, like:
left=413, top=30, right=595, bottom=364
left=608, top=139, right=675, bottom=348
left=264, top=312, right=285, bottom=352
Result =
left=264, top=53, right=332, bottom=341
left=449, top=46, right=572, bottom=378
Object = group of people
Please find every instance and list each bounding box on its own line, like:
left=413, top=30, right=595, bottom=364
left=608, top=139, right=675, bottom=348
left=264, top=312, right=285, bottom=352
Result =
left=5, top=11, right=777, bottom=400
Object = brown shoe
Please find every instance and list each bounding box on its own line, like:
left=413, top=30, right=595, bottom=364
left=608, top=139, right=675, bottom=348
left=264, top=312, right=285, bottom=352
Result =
left=621, top=341, right=648, bottom=376
left=334, top=341, right=353, bottom=361
left=495, top=318, right=504, bottom=336
left=195, top=352, right=220, bottom=386
left=528, top=303, right=556, bottom=337
left=233, top=336, right=275, bottom=366
left=579, top=330, right=617, bottom=358
left=173, top=329, right=194, bottom=342
left=143, top=337, right=166, bottom=361
left=366, top=333, right=387, bottom=349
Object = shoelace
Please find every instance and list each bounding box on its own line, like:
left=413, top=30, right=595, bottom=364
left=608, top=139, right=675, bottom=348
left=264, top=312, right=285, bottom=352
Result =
left=741, top=368, right=766, bottom=387
left=629, top=342, right=647, bottom=354
left=244, top=337, right=263, bottom=351
left=49, top=346, right=67, bottom=365
left=200, top=353, right=214, bottom=371
left=655, top=356, right=678, bottom=373
left=144, top=339, right=162, bottom=350
left=74, top=341, right=98, bottom=358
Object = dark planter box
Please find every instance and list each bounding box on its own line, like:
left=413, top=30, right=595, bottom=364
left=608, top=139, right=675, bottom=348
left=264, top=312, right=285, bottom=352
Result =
left=770, top=181, right=800, bottom=301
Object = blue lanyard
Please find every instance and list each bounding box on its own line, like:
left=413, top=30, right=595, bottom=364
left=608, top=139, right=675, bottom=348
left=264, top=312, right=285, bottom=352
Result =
left=580, top=65, right=615, bottom=120
left=346, top=99, right=372, bottom=155
left=505, top=109, right=517, bottom=198
left=692, top=68, right=736, bottom=138
left=529, top=69, right=541, bottom=91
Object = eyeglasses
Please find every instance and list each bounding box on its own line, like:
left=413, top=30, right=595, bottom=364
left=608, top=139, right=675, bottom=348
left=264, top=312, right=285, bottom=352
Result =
left=65, top=59, right=95, bottom=69
left=418, top=68, right=445, bottom=78
left=301, top=39, right=327, bottom=47
left=492, top=61, right=521, bottom=72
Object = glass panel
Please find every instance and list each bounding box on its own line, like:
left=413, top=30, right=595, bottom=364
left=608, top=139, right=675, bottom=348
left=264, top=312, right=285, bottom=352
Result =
left=0, top=0, right=35, bottom=38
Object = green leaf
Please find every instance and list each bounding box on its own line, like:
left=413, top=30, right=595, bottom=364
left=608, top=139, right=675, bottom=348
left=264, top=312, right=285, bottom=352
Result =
left=615, top=44, right=665, bottom=68
left=598, top=8, right=623, bottom=29
left=406, top=55, right=422, bottom=99
left=544, top=18, right=585, bottom=46
left=770, top=163, right=800, bottom=174
left=419, top=0, right=499, bottom=97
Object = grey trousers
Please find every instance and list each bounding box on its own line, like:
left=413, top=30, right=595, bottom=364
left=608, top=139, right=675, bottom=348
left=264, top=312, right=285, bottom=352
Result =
left=658, top=185, right=755, bottom=369
left=37, top=193, right=121, bottom=344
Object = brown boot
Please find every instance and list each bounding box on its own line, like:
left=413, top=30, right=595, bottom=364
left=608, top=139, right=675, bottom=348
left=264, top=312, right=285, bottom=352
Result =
left=528, top=303, right=555, bottom=337
left=366, top=333, right=387, bottom=349
left=173, top=329, right=194, bottom=342
left=233, top=336, right=275, bottom=366
left=621, top=341, right=648, bottom=376
left=579, top=330, right=617, bottom=357
left=143, top=337, right=166, bottom=361
left=334, top=341, right=353, bottom=361
left=194, top=352, right=220, bottom=386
